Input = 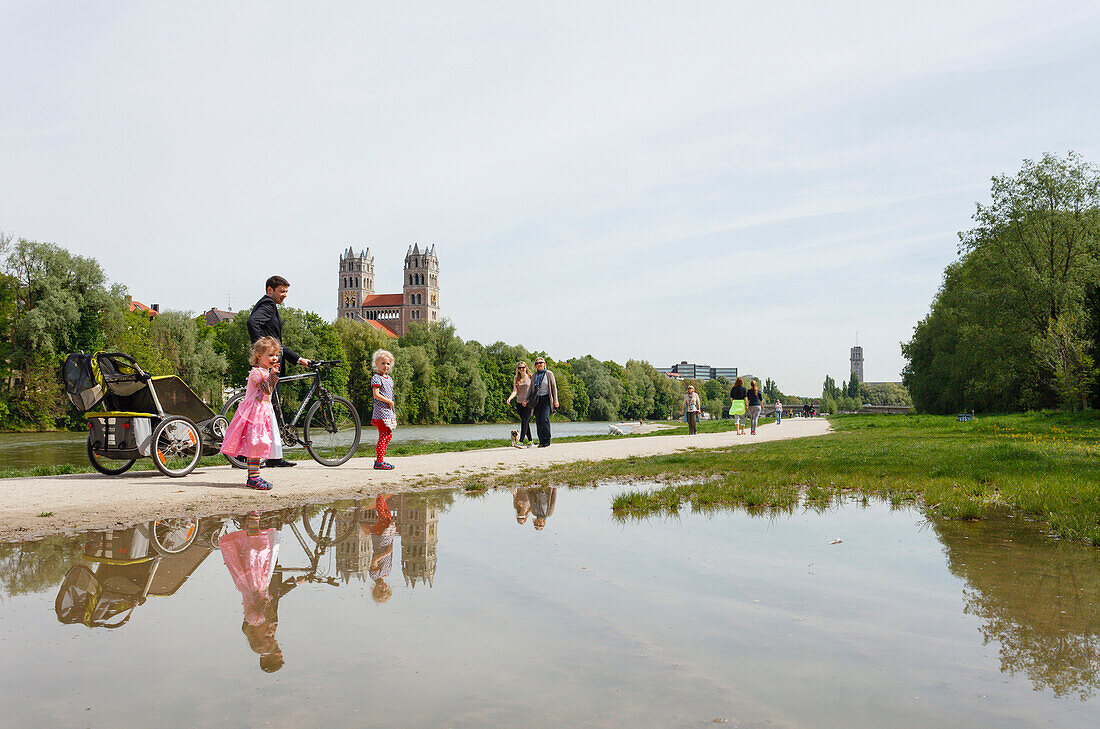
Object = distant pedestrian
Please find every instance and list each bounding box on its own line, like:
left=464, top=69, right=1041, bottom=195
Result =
left=803, top=402, right=812, bottom=418
left=729, top=377, right=748, bottom=435
left=505, top=361, right=534, bottom=447
left=530, top=357, right=559, bottom=447
left=775, top=400, right=783, bottom=425
left=370, top=349, right=397, bottom=470
left=681, top=385, right=701, bottom=435
left=747, top=379, right=764, bottom=435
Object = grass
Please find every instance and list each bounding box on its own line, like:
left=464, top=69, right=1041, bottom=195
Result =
left=489, top=411, right=1100, bottom=545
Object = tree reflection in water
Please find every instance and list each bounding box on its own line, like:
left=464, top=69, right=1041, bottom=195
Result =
left=932, top=513, right=1100, bottom=700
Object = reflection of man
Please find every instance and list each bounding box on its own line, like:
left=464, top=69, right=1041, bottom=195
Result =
left=247, top=275, right=311, bottom=467
left=529, top=486, right=556, bottom=530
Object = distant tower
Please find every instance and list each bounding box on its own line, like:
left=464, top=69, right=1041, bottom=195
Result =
left=400, top=243, right=440, bottom=334
left=850, top=345, right=864, bottom=382
left=337, top=247, right=375, bottom=319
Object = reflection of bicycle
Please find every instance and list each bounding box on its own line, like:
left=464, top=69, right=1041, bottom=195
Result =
left=212, top=501, right=363, bottom=585
left=220, top=360, right=361, bottom=468
left=280, top=500, right=363, bottom=586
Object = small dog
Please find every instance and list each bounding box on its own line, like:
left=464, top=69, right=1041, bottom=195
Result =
left=510, top=430, right=522, bottom=448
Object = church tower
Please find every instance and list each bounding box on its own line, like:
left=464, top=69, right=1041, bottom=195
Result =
left=337, top=247, right=375, bottom=319
left=400, top=243, right=440, bottom=334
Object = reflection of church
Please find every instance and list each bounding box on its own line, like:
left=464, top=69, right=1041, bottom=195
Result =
left=334, top=496, right=438, bottom=587
left=336, top=509, right=371, bottom=583
left=398, top=497, right=438, bottom=588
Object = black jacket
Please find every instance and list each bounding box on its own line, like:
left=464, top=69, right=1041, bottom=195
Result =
left=247, top=295, right=301, bottom=365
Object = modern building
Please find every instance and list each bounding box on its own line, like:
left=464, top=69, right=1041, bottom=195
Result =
left=657, top=361, right=738, bottom=381
left=850, top=346, right=864, bottom=382
left=337, top=244, right=440, bottom=337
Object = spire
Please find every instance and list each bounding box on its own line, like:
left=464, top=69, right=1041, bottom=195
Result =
left=413, top=243, right=420, bottom=255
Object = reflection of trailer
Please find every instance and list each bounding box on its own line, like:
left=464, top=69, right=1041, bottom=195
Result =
left=63, top=352, right=229, bottom=477
left=54, top=518, right=215, bottom=629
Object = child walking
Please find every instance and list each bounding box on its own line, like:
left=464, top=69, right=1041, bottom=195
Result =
left=220, top=336, right=284, bottom=490
left=371, top=349, right=397, bottom=470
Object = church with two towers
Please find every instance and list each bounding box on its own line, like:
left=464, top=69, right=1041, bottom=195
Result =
left=337, top=244, right=440, bottom=338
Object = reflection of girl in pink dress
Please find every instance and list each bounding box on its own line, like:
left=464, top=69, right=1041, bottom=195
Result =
left=220, top=337, right=283, bottom=491
left=220, top=516, right=283, bottom=672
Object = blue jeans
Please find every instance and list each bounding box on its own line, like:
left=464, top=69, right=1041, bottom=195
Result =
left=776, top=410, right=782, bottom=424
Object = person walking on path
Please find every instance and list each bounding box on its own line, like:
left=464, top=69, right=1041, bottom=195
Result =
left=505, top=361, right=534, bottom=447
left=681, top=384, right=701, bottom=435
left=370, top=349, right=397, bottom=470
left=246, top=275, right=311, bottom=468
left=219, top=337, right=283, bottom=491
left=775, top=400, right=783, bottom=425
left=530, top=357, right=559, bottom=448
left=747, top=379, right=764, bottom=435
left=729, top=377, right=748, bottom=435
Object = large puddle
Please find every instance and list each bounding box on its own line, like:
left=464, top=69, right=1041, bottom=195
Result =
left=1, top=485, right=1098, bottom=728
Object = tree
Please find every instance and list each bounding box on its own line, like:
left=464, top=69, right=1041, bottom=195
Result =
left=904, top=153, right=1100, bottom=413
left=1033, top=313, right=1095, bottom=411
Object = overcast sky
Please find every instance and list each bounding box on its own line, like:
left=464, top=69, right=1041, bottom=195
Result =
left=3, top=2, right=1098, bottom=395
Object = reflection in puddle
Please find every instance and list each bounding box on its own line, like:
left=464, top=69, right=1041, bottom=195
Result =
left=933, top=514, right=1100, bottom=700
left=1, top=486, right=1099, bottom=728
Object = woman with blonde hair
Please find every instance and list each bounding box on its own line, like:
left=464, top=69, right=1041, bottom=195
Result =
left=505, top=360, right=534, bottom=447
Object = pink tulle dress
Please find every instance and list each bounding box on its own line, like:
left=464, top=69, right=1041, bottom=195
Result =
left=220, top=367, right=283, bottom=460
left=220, top=527, right=280, bottom=626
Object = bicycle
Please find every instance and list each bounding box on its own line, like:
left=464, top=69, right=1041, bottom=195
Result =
left=219, top=360, right=361, bottom=468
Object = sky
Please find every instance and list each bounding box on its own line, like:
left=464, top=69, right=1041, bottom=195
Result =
left=3, top=1, right=1099, bottom=395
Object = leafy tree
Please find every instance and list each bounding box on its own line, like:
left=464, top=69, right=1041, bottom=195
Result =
left=904, top=153, right=1100, bottom=413
left=1033, top=313, right=1096, bottom=411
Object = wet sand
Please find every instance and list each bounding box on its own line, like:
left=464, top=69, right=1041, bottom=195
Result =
left=0, top=418, right=830, bottom=541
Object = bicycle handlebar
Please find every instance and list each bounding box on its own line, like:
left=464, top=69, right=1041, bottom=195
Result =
left=307, top=360, right=344, bottom=369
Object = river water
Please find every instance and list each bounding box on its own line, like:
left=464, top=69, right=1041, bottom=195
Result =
left=0, top=421, right=633, bottom=471
left=1, top=485, right=1097, bottom=728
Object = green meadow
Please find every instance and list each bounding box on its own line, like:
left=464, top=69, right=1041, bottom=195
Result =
left=493, top=413, right=1100, bottom=545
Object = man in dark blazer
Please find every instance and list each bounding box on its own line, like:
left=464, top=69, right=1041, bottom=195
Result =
left=247, top=275, right=311, bottom=467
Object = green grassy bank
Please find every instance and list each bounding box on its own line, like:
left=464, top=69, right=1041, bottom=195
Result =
left=529, top=412, right=1098, bottom=545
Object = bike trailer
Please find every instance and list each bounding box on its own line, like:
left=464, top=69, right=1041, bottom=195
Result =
left=64, top=352, right=228, bottom=477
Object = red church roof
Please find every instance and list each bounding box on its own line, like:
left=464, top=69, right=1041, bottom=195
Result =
left=361, top=294, right=403, bottom=307
left=364, top=320, right=398, bottom=338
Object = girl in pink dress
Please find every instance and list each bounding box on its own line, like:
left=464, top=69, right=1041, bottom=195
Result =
left=220, top=337, right=283, bottom=490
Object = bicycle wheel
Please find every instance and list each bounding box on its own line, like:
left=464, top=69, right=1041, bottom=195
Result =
left=152, top=416, right=203, bottom=477
left=304, top=395, right=361, bottom=466
left=86, top=438, right=136, bottom=475
left=301, top=500, right=360, bottom=548
left=151, top=517, right=200, bottom=554
left=219, top=391, right=248, bottom=468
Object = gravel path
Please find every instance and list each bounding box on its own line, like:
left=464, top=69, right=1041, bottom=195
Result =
left=0, top=418, right=831, bottom=541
